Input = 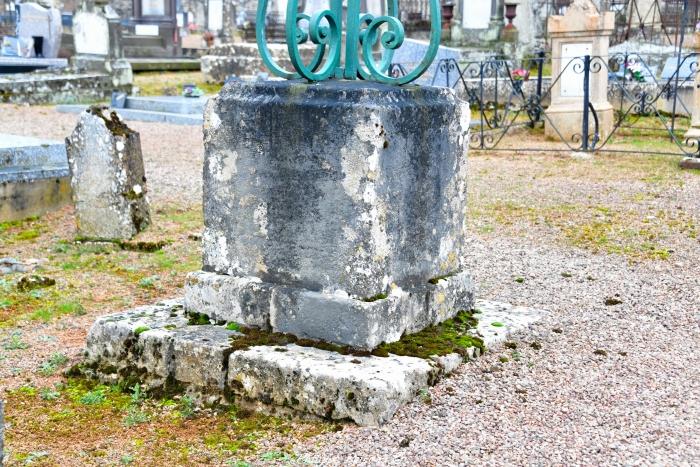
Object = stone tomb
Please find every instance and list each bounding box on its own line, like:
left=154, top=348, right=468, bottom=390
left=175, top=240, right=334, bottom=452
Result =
left=0, top=133, right=71, bottom=222
left=83, top=80, right=543, bottom=424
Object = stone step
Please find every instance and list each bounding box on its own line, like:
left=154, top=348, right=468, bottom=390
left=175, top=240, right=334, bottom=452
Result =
left=82, top=298, right=545, bottom=426
left=124, top=96, right=209, bottom=115
left=56, top=105, right=203, bottom=126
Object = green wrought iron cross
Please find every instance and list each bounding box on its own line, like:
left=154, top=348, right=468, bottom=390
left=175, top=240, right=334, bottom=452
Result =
left=255, top=0, right=441, bottom=85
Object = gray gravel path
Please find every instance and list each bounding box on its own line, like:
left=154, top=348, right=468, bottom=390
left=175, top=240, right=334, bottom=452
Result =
left=293, top=236, right=700, bottom=465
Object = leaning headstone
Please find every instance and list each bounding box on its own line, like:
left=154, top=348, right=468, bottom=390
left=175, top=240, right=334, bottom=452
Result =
left=65, top=106, right=150, bottom=240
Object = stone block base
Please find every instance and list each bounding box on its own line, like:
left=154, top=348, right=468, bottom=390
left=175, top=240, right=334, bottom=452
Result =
left=545, top=103, right=614, bottom=143
left=184, top=270, right=475, bottom=350
left=82, top=298, right=545, bottom=425
left=0, top=172, right=71, bottom=222
left=680, top=157, right=700, bottom=170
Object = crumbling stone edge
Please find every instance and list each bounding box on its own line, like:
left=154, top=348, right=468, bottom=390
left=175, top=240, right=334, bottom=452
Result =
left=79, top=298, right=544, bottom=426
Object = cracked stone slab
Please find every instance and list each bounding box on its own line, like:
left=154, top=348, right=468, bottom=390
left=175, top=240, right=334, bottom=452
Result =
left=228, top=344, right=439, bottom=426
left=83, top=296, right=546, bottom=425
left=170, top=325, right=242, bottom=391
left=473, top=299, right=546, bottom=347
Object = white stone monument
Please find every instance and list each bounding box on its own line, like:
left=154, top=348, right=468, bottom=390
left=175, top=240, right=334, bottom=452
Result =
left=16, top=1, right=62, bottom=58
left=73, top=10, right=110, bottom=56
left=545, top=0, right=614, bottom=143
left=685, top=30, right=700, bottom=141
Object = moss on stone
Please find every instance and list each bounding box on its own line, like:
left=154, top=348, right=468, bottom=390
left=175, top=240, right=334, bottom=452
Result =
left=87, top=105, right=133, bottom=137
left=228, top=328, right=372, bottom=357
left=428, top=272, right=456, bottom=285
left=187, top=311, right=211, bottom=325
left=361, top=292, right=388, bottom=302
left=229, top=310, right=483, bottom=360
left=118, top=240, right=167, bottom=252
left=372, top=310, right=484, bottom=359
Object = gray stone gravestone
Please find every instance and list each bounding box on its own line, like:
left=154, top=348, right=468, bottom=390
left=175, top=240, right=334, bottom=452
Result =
left=391, top=38, right=464, bottom=87
left=65, top=106, right=150, bottom=240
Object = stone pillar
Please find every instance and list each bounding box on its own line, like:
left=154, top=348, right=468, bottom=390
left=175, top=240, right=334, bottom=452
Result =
left=485, top=0, right=504, bottom=42
left=185, top=80, right=474, bottom=350
left=65, top=106, right=150, bottom=240
left=545, top=0, right=614, bottom=143
left=105, top=9, right=133, bottom=90
left=451, top=0, right=464, bottom=45
left=72, top=1, right=110, bottom=70
left=685, top=31, right=700, bottom=140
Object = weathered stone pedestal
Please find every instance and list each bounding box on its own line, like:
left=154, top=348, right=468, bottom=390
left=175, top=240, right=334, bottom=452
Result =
left=189, top=80, right=474, bottom=349
left=80, top=80, right=539, bottom=426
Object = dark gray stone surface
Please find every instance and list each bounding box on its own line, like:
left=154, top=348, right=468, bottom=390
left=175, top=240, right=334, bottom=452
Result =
left=203, top=80, right=471, bottom=299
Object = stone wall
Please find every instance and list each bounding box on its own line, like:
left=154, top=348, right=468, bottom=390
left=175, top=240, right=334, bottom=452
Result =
left=201, top=41, right=316, bottom=82
left=0, top=71, right=130, bottom=105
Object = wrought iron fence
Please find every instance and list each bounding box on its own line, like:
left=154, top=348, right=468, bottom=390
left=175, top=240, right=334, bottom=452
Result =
left=393, top=50, right=700, bottom=157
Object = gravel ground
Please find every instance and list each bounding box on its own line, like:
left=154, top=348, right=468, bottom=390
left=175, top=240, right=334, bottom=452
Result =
left=0, top=104, right=203, bottom=205
left=2, top=105, right=699, bottom=465
left=294, top=236, right=700, bottom=465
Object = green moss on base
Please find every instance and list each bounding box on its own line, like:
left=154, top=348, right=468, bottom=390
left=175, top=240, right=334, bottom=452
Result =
left=372, top=310, right=484, bottom=359
left=229, top=310, right=483, bottom=360
left=229, top=328, right=372, bottom=357
left=187, top=311, right=211, bottom=325
left=428, top=272, right=457, bottom=285
left=361, top=292, right=388, bottom=302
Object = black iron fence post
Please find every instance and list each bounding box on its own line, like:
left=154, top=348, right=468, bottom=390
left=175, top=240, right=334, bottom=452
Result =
left=535, top=50, right=545, bottom=124
left=536, top=50, right=544, bottom=100
left=479, top=61, right=485, bottom=149
left=582, top=54, right=591, bottom=152
left=620, top=52, right=628, bottom=123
